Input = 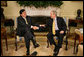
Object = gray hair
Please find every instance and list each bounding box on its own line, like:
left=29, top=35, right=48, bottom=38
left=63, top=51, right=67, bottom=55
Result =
left=51, top=10, right=57, bottom=16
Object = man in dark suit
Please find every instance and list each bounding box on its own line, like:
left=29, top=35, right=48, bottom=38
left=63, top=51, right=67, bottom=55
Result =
left=40, top=10, right=67, bottom=56
left=17, top=9, right=39, bottom=55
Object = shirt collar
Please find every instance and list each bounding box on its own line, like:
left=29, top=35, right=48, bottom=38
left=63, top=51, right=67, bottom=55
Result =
left=22, top=17, right=26, bottom=19
left=55, top=17, right=57, bottom=21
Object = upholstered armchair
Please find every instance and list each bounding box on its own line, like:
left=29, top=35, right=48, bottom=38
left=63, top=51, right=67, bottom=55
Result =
left=14, top=17, right=24, bottom=51
left=47, top=17, right=69, bottom=50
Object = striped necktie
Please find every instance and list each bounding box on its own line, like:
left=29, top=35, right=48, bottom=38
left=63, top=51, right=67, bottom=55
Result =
left=52, top=19, right=55, bottom=35
left=24, top=18, right=28, bottom=24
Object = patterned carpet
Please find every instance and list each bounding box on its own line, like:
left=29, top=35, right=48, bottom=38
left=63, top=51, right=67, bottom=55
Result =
left=2, top=40, right=77, bottom=56
left=2, top=23, right=83, bottom=56
left=2, top=32, right=78, bottom=56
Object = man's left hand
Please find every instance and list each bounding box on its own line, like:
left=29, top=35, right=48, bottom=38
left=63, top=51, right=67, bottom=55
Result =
left=40, top=25, right=45, bottom=27
left=32, top=26, right=39, bottom=30
left=60, top=31, right=64, bottom=34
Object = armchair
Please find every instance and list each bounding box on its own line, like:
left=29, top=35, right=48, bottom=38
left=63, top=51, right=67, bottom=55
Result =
left=47, top=17, right=69, bottom=50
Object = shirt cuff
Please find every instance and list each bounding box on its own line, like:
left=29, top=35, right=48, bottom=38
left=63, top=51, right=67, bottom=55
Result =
left=31, top=26, right=33, bottom=28
left=31, top=26, right=39, bottom=30
left=37, top=27, right=39, bottom=29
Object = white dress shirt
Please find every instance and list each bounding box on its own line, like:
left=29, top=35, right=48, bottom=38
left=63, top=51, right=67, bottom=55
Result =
left=55, top=17, right=59, bottom=30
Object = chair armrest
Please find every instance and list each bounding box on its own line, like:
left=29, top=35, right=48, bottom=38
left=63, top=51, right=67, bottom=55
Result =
left=66, top=29, right=69, bottom=33
left=14, top=28, right=17, bottom=37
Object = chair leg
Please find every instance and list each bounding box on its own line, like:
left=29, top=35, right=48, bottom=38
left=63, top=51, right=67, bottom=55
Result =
left=47, top=40, right=49, bottom=48
left=76, top=44, right=79, bottom=54
left=15, top=36, right=17, bottom=51
left=65, top=37, right=68, bottom=50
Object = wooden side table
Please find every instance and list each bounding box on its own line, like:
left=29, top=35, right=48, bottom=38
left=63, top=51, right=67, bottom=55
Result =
left=69, top=19, right=83, bottom=36
left=4, top=19, right=14, bottom=37
left=1, top=27, right=8, bottom=56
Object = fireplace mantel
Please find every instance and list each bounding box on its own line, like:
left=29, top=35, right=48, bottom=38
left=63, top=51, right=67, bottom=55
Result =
left=23, top=6, right=60, bottom=16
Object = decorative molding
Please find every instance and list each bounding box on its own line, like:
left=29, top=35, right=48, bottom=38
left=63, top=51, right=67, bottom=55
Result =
left=24, top=6, right=60, bottom=16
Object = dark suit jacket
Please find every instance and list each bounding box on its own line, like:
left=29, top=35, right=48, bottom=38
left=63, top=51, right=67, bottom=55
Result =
left=45, top=17, right=67, bottom=33
left=17, top=16, right=34, bottom=36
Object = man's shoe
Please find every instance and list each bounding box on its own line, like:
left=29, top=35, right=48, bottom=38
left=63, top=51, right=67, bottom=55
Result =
left=53, top=48, right=60, bottom=56
left=26, top=52, right=30, bottom=56
left=34, top=44, right=40, bottom=48
left=53, top=51, right=58, bottom=56
left=53, top=50, right=59, bottom=56
left=23, top=54, right=31, bottom=56
left=31, top=51, right=37, bottom=56
left=54, top=47, right=58, bottom=52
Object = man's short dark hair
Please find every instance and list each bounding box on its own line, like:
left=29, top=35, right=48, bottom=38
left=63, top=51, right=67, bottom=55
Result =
left=19, top=9, right=25, bottom=14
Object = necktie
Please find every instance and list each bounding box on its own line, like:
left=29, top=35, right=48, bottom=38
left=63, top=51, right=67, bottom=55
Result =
left=24, top=18, right=28, bottom=24
left=52, top=19, right=55, bottom=35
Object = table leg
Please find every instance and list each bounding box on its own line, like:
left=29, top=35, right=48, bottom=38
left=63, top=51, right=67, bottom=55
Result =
left=73, top=34, right=76, bottom=54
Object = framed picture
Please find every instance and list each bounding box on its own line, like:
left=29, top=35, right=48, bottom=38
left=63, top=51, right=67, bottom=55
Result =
left=1, top=1, right=7, bottom=7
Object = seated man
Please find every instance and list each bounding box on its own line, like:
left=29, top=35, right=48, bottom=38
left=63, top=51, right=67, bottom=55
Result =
left=40, top=10, right=67, bottom=56
left=17, top=9, right=40, bottom=55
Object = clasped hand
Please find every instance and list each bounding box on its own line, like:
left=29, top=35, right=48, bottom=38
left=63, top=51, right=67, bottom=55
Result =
left=32, top=24, right=45, bottom=30
left=40, top=24, right=45, bottom=27
left=40, top=25, right=64, bottom=34
left=32, top=26, right=39, bottom=30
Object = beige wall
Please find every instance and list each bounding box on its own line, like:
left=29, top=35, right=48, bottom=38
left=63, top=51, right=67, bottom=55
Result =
left=1, top=1, right=21, bottom=19
left=1, top=1, right=83, bottom=32
left=1, top=1, right=83, bottom=19
left=60, top=1, right=83, bottom=19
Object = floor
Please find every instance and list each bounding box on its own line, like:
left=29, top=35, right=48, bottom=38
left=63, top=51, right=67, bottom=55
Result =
left=2, top=37, right=77, bottom=56
left=2, top=23, right=83, bottom=56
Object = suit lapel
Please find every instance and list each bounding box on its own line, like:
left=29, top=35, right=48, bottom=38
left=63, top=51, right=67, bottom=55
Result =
left=51, top=19, right=53, bottom=25
left=26, top=16, right=30, bottom=24
left=21, top=16, right=29, bottom=24
left=52, top=17, right=58, bottom=25
left=20, top=16, right=26, bottom=24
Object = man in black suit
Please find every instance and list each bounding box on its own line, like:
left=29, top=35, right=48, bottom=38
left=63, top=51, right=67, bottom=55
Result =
left=17, top=9, right=39, bottom=55
left=40, top=10, right=67, bottom=56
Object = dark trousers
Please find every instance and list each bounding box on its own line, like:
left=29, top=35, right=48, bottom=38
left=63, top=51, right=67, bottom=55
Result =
left=47, top=30, right=65, bottom=49
left=24, top=31, right=36, bottom=55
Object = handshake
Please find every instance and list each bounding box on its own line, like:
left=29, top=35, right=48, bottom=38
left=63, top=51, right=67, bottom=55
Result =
left=39, top=24, right=45, bottom=27
left=32, top=24, right=45, bottom=30
left=32, top=26, right=39, bottom=30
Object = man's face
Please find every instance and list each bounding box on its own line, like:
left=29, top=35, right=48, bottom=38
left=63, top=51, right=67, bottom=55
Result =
left=50, top=11, right=55, bottom=19
left=21, top=11, right=27, bottom=18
